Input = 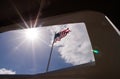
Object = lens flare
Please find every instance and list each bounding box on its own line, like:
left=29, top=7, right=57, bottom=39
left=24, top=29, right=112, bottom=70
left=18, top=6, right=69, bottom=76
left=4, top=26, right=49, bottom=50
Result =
left=93, top=49, right=99, bottom=54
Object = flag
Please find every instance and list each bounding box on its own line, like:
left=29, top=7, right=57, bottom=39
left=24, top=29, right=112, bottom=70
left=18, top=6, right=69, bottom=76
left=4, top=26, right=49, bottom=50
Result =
left=54, top=28, right=71, bottom=43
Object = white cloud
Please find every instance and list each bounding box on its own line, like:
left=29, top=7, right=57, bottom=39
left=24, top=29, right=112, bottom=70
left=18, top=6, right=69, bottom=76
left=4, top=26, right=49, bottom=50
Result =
left=0, top=68, right=16, bottom=75
left=49, top=23, right=95, bottom=65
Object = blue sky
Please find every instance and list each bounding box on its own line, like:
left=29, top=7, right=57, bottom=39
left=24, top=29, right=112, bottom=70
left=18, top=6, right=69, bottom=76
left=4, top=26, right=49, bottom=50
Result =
left=0, top=23, right=95, bottom=75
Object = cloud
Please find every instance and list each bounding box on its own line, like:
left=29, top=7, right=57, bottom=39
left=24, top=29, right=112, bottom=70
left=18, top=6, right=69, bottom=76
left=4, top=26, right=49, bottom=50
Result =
left=0, top=68, right=16, bottom=75
left=49, top=23, right=95, bottom=65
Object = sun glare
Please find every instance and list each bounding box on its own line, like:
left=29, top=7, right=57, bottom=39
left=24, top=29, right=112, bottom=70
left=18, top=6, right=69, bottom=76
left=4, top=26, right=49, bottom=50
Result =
left=24, top=28, right=39, bottom=41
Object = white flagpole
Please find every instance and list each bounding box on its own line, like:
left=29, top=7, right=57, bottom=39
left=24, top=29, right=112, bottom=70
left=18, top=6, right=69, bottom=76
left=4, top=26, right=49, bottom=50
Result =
left=46, top=33, right=55, bottom=72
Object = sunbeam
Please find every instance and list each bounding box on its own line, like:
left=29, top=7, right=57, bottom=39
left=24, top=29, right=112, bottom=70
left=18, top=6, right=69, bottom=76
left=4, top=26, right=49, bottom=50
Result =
left=31, top=41, right=37, bottom=72
left=12, top=4, right=29, bottom=28
left=38, top=36, right=49, bottom=47
left=13, top=39, right=27, bottom=52
left=33, top=8, right=41, bottom=28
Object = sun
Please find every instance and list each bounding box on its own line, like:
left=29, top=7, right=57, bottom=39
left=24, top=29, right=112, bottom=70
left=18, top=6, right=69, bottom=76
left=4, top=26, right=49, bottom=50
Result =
left=24, top=28, right=39, bottom=41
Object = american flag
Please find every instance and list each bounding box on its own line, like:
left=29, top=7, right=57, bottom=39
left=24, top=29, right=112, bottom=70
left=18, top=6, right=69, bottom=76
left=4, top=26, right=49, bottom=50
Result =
left=54, top=28, right=71, bottom=43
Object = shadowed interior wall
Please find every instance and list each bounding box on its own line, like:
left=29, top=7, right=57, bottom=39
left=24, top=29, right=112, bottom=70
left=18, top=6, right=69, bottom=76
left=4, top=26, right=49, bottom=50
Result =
left=0, top=11, right=120, bottom=79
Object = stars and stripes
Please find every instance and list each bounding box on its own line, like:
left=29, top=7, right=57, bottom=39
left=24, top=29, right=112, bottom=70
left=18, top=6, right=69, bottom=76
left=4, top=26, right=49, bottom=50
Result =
left=54, top=28, right=71, bottom=43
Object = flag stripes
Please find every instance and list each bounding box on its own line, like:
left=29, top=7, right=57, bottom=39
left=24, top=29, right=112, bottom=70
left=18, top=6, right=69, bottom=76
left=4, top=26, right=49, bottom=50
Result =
left=54, top=28, right=70, bottom=43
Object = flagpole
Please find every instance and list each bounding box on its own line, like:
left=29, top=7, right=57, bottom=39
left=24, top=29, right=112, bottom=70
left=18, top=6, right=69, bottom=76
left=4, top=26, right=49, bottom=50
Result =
left=46, top=34, right=55, bottom=72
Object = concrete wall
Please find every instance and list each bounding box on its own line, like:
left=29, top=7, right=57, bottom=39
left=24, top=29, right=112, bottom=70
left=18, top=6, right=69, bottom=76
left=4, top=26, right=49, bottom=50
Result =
left=0, top=11, right=120, bottom=79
